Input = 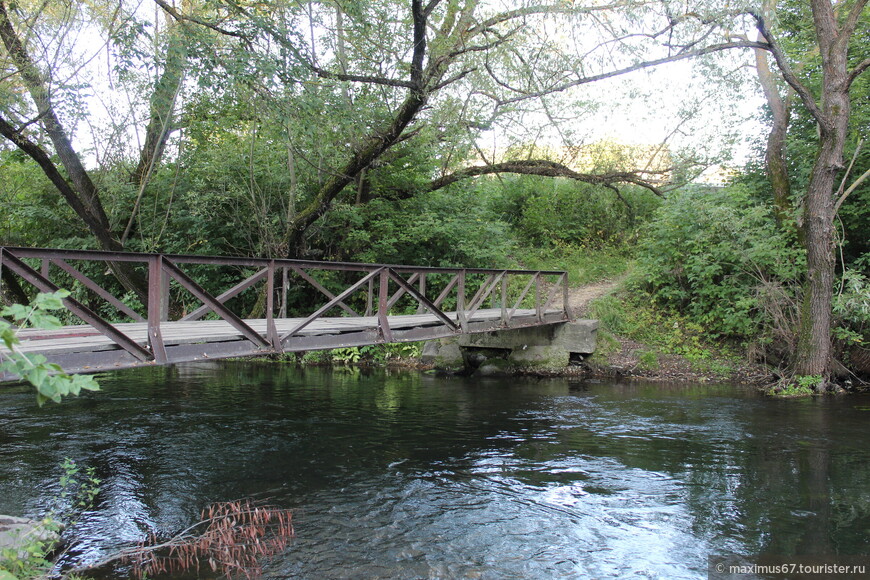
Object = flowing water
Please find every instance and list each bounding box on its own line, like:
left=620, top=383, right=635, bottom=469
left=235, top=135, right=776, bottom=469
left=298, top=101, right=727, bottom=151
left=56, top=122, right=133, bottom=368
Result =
left=1, top=362, right=869, bottom=578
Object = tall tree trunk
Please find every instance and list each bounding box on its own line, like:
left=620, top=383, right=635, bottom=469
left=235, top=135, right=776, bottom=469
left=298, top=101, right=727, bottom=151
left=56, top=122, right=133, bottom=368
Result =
left=124, top=21, right=187, bottom=244
left=754, top=1, right=794, bottom=230
left=793, top=0, right=857, bottom=384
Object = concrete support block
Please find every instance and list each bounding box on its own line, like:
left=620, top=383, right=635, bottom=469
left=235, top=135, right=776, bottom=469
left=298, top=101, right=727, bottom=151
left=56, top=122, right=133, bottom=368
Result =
left=420, top=337, right=464, bottom=370
left=553, top=320, right=599, bottom=354
left=507, top=345, right=569, bottom=368
left=422, top=319, right=598, bottom=373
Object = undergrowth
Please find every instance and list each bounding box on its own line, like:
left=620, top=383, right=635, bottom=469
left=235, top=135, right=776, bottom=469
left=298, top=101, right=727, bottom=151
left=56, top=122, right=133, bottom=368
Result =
left=587, top=282, right=743, bottom=378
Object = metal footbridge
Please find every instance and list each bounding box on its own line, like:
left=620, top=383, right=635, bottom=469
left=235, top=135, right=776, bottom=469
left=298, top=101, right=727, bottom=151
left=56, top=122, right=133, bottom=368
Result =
left=0, top=247, right=570, bottom=379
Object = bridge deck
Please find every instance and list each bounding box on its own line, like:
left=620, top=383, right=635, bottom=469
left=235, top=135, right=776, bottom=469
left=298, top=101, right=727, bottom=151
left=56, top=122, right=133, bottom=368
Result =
left=10, top=308, right=564, bottom=374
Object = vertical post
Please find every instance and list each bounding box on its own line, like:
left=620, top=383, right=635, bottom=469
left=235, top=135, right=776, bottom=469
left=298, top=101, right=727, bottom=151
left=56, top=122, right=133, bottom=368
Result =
left=280, top=266, right=288, bottom=318
left=40, top=259, right=49, bottom=280
left=377, top=268, right=393, bottom=341
left=457, top=269, right=467, bottom=332
left=562, top=273, right=571, bottom=320
left=416, top=273, right=426, bottom=314
left=366, top=276, right=374, bottom=317
left=534, top=272, right=543, bottom=322
left=267, top=261, right=280, bottom=349
left=501, top=274, right=508, bottom=324
left=147, top=255, right=168, bottom=363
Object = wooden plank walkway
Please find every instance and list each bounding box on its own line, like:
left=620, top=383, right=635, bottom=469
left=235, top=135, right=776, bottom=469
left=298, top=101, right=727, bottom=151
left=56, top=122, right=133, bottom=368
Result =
left=8, top=308, right=565, bottom=375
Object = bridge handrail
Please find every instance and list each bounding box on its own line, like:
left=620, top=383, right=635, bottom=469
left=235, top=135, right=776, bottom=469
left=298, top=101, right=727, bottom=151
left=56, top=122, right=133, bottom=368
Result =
left=0, top=246, right=566, bottom=275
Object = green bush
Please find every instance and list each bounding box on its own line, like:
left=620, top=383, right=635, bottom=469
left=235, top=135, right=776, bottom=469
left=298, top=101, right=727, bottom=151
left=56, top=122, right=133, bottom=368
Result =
left=833, top=266, right=870, bottom=347
left=637, top=185, right=804, bottom=339
left=488, top=176, right=661, bottom=250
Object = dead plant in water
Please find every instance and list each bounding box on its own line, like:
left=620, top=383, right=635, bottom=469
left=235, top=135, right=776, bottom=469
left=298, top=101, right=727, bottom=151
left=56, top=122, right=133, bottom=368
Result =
left=116, top=499, right=294, bottom=579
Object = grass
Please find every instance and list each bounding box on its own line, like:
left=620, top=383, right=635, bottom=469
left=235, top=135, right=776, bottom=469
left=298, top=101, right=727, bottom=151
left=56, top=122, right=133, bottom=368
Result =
left=586, top=281, right=744, bottom=379
left=514, top=244, right=632, bottom=285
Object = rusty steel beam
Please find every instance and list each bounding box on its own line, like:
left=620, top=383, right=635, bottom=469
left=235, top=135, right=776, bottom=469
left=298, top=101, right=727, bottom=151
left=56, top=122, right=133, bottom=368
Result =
left=2, top=250, right=153, bottom=362
left=432, top=274, right=459, bottom=308
left=541, top=273, right=567, bottom=317
left=182, top=268, right=268, bottom=321
left=1, top=246, right=566, bottom=276
left=290, top=266, right=359, bottom=317
left=266, top=262, right=280, bottom=349
left=50, top=258, right=145, bottom=322
left=161, top=259, right=270, bottom=349
left=465, top=272, right=505, bottom=323
left=281, top=269, right=381, bottom=342
left=386, top=272, right=419, bottom=309
left=147, top=256, right=169, bottom=363
left=457, top=271, right=468, bottom=332
left=387, top=269, right=457, bottom=331
left=377, top=269, right=393, bottom=342
left=509, top=275, right=537, bottom=321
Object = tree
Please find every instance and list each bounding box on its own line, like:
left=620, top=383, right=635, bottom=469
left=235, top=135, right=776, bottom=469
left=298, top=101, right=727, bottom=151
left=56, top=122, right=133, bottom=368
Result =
left=0, top=1, right=224, bottom=300
left=752, top=0, right=868, bottom=385
left=0, top=1, right=148, bottom=299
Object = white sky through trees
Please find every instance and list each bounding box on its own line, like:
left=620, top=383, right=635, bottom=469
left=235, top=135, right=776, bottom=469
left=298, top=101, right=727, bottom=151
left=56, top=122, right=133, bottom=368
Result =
left=30, top=0, right=766, bottom=173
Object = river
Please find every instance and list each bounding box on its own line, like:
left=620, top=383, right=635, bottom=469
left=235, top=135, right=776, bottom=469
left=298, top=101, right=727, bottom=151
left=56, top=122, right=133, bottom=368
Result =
left=1, top=362, right=869, bottom=578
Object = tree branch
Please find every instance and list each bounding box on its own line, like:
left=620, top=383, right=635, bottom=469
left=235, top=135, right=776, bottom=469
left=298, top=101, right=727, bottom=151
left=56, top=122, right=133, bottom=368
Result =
left=153, top=0, right=249, bottom=43
left=0, top=115, right=104, bottom=235
left=848, top=57, right=870, bottom=87
left=495, top=40, right=771, bottom=107
left=750, top=11, right=825, bottom=126
left=840, top=0, right=868, bottom=41
left=423, top=160, right=665, bottom=196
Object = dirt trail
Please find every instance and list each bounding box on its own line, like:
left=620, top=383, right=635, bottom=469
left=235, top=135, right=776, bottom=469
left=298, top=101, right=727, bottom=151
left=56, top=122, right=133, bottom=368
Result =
left=566, top=278, right=621, bottom=318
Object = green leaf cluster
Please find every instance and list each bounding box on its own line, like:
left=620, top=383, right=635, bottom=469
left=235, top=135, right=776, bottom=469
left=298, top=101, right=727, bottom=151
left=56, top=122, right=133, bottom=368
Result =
left=0, top=291, right=100, bottom=406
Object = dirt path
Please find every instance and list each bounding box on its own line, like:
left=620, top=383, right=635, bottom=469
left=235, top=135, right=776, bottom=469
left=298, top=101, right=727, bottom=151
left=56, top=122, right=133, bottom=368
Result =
left=567, top=278, right=621, bottom=318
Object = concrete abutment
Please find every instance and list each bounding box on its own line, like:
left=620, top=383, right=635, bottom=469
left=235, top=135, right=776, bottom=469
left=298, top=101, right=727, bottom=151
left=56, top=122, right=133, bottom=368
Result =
left=421, top=319, right=598, bottom=375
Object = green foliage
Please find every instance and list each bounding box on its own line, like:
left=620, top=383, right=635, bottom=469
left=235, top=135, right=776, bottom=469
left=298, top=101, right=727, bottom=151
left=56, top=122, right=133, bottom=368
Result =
left=767, top=375, right=820, bottom=397
left=637, top=349, right=660, bottom=371
left=0, top=291, right=100, bottom=405
left=487, top=176, right=661, bottom=250
left=303, top=343, right=422, bottom=366
left=637, top=185, right=804, bottom=339
left=327, top=189, right=516, bottom=269
left=59, top=458, right=101, bottom=513
left=589, top=290, right=734, bottom=364
left=515, top=244, right=632, bottom=285
left=833, top=268, right=870, bottom=347
left=0, top=516, right=60, bottom=580
left=331, top=348, right=362, bottom=365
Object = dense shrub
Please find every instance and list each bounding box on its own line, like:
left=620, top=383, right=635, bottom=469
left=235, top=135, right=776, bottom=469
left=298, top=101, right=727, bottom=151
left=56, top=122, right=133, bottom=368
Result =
left=322, top=189, right=517, bottom=269
left=487, top=176, right=661, bottom=250
left=637, top=185, right=804, bottom=339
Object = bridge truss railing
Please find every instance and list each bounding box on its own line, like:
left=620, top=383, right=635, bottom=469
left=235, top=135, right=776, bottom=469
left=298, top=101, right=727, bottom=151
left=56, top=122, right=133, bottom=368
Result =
left=0, top=246, right=570, bottom=367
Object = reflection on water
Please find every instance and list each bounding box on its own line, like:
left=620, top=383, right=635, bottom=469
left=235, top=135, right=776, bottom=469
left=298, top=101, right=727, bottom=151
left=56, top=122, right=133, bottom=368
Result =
left=1, top=362, right=869, bottom=578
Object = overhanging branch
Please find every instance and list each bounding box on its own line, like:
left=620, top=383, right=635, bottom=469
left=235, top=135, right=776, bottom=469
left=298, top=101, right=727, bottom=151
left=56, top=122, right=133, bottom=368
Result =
left=423, top=160, right=666, bottom=196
